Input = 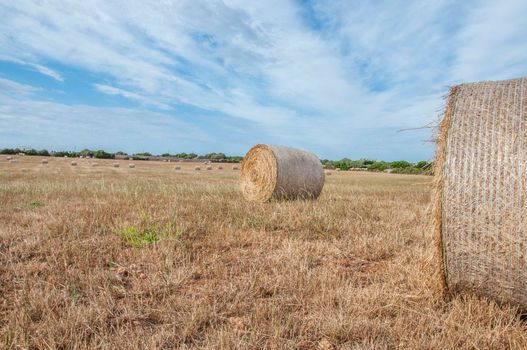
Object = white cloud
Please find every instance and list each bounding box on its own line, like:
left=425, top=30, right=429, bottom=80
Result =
left=0, top=77, right=40, bottom=95
left=0, top=0, right=526, bottom=160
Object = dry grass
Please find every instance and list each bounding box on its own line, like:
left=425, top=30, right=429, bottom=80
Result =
left=1, top=156, right=527, bottom=349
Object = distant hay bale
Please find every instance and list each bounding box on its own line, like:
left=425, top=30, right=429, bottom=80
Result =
left=232, top=165, right=239, bottom=170
left=91, top=162, right=98, bottom=167
left=70, top=161, right=77, bottom=166
left=6, top=156, right=12, bottom=160
left=434, top=77, right=527, bottom=310
left=325, top=171, right=332, bottom=176
left=240, top=144, right=325, bottom=202
left=217, top=166, right=223, bottom=170
left=128, top=164, right=135, bottom=168
left=194, top=166, right=201, bottom=171
left=113, top=163, right=120, bottom=168
left=206, top=166, right=213, bottom=170
left=335, top=168, right=341, bottom=172
left=174, top=166, right=181, bottom=170
left=9, top=159, right=17, bottom=164
left=41, top=159, right=48, bottom=164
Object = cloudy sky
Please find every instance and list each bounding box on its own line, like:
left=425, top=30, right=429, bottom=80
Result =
left=0, top=0, right=526, bottom=161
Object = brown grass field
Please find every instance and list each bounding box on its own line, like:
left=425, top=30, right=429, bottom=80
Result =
left=2, top=156, right=527, bottom=349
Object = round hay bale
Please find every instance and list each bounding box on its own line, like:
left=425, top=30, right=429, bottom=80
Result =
left=240, top=144, right=325, bottom=202
left=434, top=77, right=527, bottom=310
left=128, top=164, right=135, bottom=168
left=335, top=168, right=341, bottom=172
left=217, top=166, right=223, bottom=170
left=70, top=161, right=77, bottom=166
left=9, top=159, right=17, bottom=164
left=6, top=156, right=12, bottom=160
left=91, top=162, right=98, bottom=167
left=41, top=159, right=48, bottom=164
left=325, top=171, right=332, bottom=176
left=206, top=166, right=212, bottom=170
left=174, top=166, right=181, bottom=170
left=232, top=165, right=239, bottom=170
left=113, top=163, right=120, bottom=168
left=194, top=166, right=201, bottom=171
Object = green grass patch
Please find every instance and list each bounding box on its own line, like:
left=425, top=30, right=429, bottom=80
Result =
left=28, top=201, right=44, bottom=209
left=116, top=225, right=159, bottom=247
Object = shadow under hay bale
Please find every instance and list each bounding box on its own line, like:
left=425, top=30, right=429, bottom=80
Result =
left=434, top=76, right=527, bottom=311
left=240, top=144, right=325, bottom=202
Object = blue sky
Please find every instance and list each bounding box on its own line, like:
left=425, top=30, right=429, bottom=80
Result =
left=0, top=1, right=526, bottom=161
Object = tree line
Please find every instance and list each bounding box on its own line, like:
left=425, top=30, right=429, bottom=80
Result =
left=321, top=158, right=432, bottom=174
left=1, top=148, right=431, bottom=173
left=0, top=148, right=242, bottom=162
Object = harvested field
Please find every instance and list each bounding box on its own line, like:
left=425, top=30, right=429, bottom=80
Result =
left=1, top=156, right=527, bottom=349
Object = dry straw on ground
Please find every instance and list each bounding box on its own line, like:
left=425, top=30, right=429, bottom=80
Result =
left=4, top=156, right=527, bottom=348
left=240, top=144, right=325, bottom=202
left=434, top=76, right=527, bottom=310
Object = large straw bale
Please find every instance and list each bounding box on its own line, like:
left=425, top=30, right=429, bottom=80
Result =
left=240, top=144, right=324, bottom=202
left=434, top=77, right=527, bottom=310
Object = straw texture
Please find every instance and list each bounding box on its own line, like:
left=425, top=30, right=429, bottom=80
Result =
left=435, top=77, right=527, bottom=310
left=240, top=144, right=325, bottom=202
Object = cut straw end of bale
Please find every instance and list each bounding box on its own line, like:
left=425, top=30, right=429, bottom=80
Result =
left=240, top=144, right=325, bottom=202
